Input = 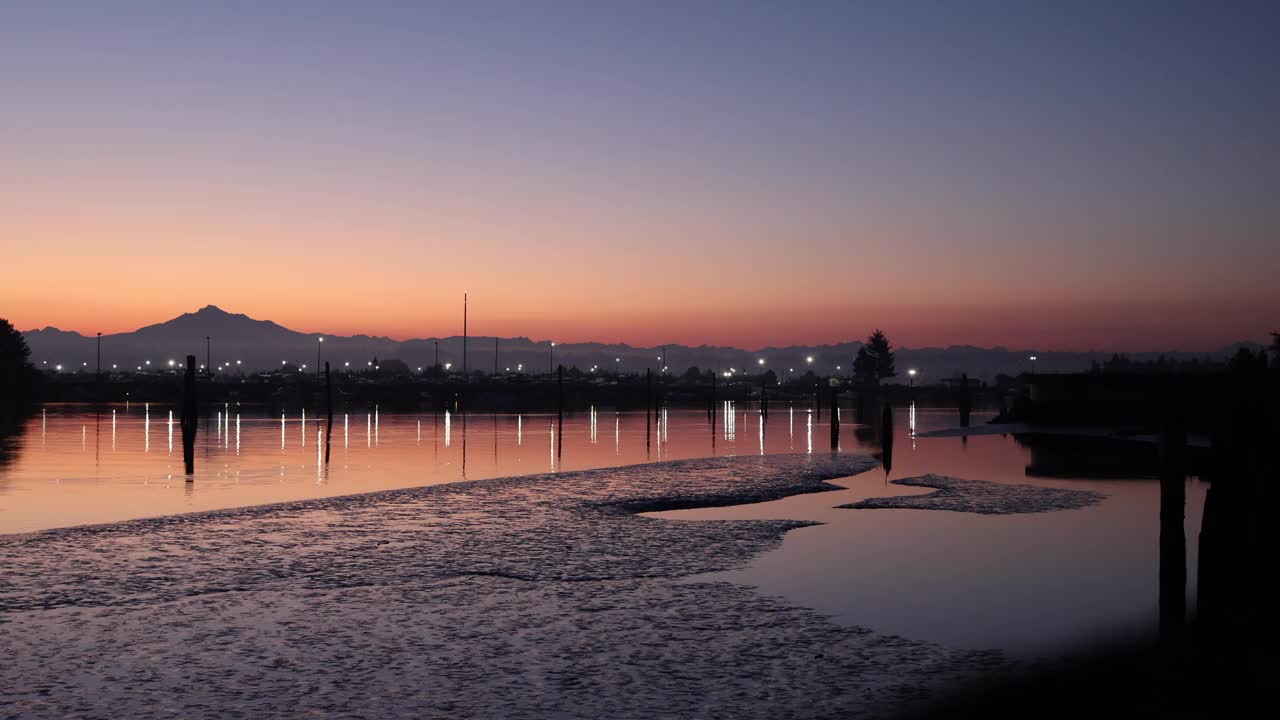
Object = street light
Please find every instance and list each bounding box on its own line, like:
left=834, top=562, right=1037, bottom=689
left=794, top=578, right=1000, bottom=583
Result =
left=908, top=368, right=917, bottom=390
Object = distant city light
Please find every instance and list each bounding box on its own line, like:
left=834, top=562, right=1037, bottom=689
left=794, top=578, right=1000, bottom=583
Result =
left=55, top=364, right=62, bottom=371
left=805, top=356, right=814, bottom=364
left=757, top=358, right=765, bottom=365
left=908, top=369, right=918, bottom=377
left=168, top=359, right=175, bottom=367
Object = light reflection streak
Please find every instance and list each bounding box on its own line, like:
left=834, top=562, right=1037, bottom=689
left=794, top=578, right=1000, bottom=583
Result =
left=280, top=413, right=286, bottom=449
left=302, top=409, right=307, bottom=447
left=806, top=410, right=813, bottom=454
left=144, top=403, right=150, bottom=453
left=235, top=414, right=241, bottom=454
left=444, top=411, right=451, bottom=448
left=344, top=414, right=349, bottom=448
left=615, top=413, right=620, bottom=454
left=167, top=410, right=173, bottom=453
left=517, top=415, right=522, bottom=446
left=111, top=409, right=116, bottom=451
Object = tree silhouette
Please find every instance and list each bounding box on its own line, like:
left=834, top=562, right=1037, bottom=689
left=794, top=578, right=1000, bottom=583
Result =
left=857, top=329, right=896, bottom=383
left=0, top=318, right=40, bottom=418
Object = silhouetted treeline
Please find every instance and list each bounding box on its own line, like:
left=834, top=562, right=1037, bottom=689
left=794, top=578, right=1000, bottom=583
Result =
left=0, top=318, right=41, bottom=423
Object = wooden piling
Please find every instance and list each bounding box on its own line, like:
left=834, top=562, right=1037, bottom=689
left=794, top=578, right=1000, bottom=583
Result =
left=959, top=373, right=972, bottom=428
left=557, top=364, right=564, bottom=459
left=181, top=355, right=197, bottom=477
left=880, top=402, right=894, bottom=474
left=761, top=377, right=768, bottom=418
left=325, top=362, right=334, bottom=464
left=646, top=368, right=652, bottom=451
left=1159, top=414, right=1187, bottom=643
left=709, top=372, right=717, bottom=424
left=829, top=388, right=840, bottom=449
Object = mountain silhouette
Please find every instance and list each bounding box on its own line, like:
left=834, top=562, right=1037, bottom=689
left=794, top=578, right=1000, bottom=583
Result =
left=21, top=305, right=1265, bottom=380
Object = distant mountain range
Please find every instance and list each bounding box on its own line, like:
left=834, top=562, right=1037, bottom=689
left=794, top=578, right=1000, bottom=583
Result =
left=20, top=305, right=1264, bottom=382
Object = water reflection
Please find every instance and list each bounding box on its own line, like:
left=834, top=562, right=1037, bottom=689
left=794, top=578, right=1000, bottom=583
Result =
left=2, top=406, right=986, bottom=535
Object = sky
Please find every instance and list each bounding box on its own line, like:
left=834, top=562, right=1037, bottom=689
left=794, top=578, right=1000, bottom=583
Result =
left=2, top=1, right=1277, bottom=350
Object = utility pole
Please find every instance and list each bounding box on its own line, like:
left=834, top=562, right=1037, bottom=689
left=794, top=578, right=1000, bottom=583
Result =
left=205, top=336, right=211, bottom=376
left=462, top=292, right=468, bottom=376
left=96, top=332, right=101, bottom=378
left=494, top=337, right=499, bottom=376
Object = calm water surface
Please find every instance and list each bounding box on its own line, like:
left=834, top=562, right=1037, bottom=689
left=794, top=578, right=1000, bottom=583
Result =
left=5, top=402, right=877, bottom=533
left=2, top=403, right=1201, bottom=659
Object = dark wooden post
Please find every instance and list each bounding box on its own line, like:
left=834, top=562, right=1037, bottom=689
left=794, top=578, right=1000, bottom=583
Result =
left=959, top=373, right=972, bottom=428
left=181, top=355, right=197, bottom=478
left=830, top=388, right=840, bottom=449
left=325, top=362, right=334, bottom=464
left=815, top=382, right=822, bottom=421
left=761, top=376, right=769, bottom=418
left=645, top=368, right=652, bottom=452
left=1159, top=414, right=1187, bottom=643
left=709, top=372, right=717, bottom=424
left=557, top=364, right=564, bottom=459
left=880, top=402, right=894, bottom=474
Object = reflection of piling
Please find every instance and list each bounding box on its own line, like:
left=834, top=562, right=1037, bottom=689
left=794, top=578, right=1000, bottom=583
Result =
left=815, top=384, right=821, bottom=421
left=1159, top=414, right=1187, bottom=643
left=880, top=403, right=894, bottom=474
left=959, top=373, right=972, bottom=428
left=830, top=388, right=840, bottom=450
left=761, top=377, right=769, bottom=418
left=181, top=355, right=197, bottom=478
left=324, top=362, right=334, bottom=464
left=646, top=368, right=652, bottom=451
